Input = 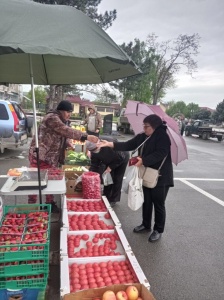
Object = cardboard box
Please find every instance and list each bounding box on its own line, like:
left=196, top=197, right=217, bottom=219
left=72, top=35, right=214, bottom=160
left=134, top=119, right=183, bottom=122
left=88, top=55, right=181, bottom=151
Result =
left=62, top=166, right=84, bottom=196
left=66, top=178, right=83, bottom=196
left=62, top=283, right=156, bottom=300
left=62, top=165, right=85, bottom=179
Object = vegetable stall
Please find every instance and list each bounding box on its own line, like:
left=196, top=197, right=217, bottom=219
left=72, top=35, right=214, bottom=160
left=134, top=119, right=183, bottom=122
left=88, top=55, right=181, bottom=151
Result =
left=0, top=142, right=156, bottom=300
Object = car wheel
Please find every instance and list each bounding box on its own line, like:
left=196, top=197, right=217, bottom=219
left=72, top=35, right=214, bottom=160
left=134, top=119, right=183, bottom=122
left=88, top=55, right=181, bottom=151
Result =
left=185, top=130, right=190, bottom=136
left=202, top=132, right=208, bottom=140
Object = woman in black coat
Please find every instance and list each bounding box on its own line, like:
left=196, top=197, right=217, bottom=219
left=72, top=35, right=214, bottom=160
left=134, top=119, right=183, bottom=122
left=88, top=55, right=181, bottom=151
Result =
left=99, top=114, right=174, bottom=242
left=86, top=141, right=129, bottom=207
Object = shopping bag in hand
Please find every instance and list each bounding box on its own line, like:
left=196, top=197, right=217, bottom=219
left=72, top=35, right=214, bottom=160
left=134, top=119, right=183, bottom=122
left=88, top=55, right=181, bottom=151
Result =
left=128, top=166, right=144, bottom=211
left=102, top=172, right=113, bottom=186
left=122, top=166, right=135, bottom=194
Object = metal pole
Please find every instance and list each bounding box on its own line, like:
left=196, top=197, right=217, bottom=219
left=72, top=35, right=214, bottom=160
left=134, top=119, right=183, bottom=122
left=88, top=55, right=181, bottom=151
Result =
left=29, top=54, right=42, bottom=204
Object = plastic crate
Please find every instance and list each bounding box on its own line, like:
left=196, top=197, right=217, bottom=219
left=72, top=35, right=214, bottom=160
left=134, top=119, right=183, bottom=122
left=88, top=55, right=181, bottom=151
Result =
left=0, top=242, right=50, bottom=263
left=0, top=204, right=51, bottom=263
left=0, top=288, right=46, bottom=300
left=63, top=211, right=117, bottom=231
left=0, top=259, right=49, bottom=277
left=66, top=198, right=107, bottom=212
left=2, top=204, right=51, bottom=216
left=0, top=273, right=48, bottom=289
left=60, top=254, right=150, bottom=295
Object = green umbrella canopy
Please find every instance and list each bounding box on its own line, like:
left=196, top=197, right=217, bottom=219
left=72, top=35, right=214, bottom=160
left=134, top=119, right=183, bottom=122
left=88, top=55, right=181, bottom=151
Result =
left=0, top=0, right=141, bottom=85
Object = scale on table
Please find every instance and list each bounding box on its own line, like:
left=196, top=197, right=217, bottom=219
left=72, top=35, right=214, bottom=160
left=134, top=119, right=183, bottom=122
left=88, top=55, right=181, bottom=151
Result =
left=9, top=170, right=48, bottom=191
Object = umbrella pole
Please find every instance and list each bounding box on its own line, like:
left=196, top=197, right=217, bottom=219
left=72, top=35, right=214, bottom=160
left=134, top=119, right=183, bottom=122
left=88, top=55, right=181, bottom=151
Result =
left=29, top=54, right=42, bottom=204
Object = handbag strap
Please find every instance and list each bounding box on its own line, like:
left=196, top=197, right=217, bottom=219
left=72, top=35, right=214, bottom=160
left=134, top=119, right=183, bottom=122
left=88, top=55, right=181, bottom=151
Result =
left=131, top=136, right=167, bottom=170
left=131, top=136, right=150, bottom=156
left=158, top=156, right=167, bottom=171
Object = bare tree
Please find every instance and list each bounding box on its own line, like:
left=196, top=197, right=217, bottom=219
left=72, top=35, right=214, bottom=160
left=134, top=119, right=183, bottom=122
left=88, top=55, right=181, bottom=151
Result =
left=146, top=33, right=200, bottom=104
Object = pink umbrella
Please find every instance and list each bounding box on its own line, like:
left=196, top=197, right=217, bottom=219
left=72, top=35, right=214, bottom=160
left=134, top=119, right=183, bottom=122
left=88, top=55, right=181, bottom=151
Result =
left=125, top=100, right=188, bottom=165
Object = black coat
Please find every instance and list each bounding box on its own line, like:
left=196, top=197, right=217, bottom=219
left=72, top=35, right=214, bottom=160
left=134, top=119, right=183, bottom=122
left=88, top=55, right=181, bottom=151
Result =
left=89, top=147, right=127, bottom=173
left=89, top=147, right=129, bottom=203
left=113, top=125, right=174, bottom=187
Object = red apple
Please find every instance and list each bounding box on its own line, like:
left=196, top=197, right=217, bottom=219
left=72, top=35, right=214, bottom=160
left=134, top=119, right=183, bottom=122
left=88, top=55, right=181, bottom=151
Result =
left=125, top=286, right=139, bottom=300
left=116, top=290, right=128, bottom=300
left=102, top=290, right=116, bottom=300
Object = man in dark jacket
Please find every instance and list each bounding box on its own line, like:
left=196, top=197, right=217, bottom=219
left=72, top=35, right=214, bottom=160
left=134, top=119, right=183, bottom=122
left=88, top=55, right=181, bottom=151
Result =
left=86, top=140, right=129, bottom=207
left=99, top=114, right=174, bottom=242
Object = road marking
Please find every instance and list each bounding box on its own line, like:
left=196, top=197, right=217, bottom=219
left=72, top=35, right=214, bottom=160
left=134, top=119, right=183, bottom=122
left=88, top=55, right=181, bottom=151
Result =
left=175, top=178, right=224, bottom=181
left=178, top=179, right=224, bottom=207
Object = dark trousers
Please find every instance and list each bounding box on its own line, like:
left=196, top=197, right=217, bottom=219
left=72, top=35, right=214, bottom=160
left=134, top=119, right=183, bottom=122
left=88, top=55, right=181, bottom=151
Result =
left=103, top=153, right=129, bottom=203
left=142, top=185, right=169, bottom=233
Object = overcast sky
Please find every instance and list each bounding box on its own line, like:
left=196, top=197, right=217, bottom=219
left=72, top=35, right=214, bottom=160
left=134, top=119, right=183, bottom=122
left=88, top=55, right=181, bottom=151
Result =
left=96, top=0, right=224, bottom=109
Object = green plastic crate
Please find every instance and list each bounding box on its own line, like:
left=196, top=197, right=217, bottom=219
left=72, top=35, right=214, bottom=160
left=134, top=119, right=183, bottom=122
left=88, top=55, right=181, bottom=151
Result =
left=0, top=259, right=49, bottom=277
left=0, top=273, right=48, bottom=289
left=2, top=204, right=51, bottom=216
left=0, top=241, right=50, bottom=263
left=0, top=204, right=51, bottom=263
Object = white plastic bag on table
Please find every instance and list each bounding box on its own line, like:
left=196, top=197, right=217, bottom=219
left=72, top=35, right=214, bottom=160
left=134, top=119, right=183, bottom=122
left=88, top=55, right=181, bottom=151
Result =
left=121, top=166, right=135, bottom=194
left=102, top=172, right=113, bottom=186
left=128, top=167, right=144, bottom=211
left=82, top=171, right=101, bottom=199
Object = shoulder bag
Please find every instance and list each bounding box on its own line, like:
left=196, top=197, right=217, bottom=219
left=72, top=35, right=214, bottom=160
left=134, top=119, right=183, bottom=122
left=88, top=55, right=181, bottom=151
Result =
left=131, top=137, right=167, bottom=188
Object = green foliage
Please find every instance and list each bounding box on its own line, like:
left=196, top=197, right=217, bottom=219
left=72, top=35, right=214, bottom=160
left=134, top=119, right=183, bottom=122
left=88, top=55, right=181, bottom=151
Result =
left=34, top=0, right=117, bottom=30
left=192, top=109, right=211, bottom=120
left=212, top=100, right=224, bottom=123
left=165, top=101, right=199, bottom=118
left=186, top=103, right=200, bottom=118
left=166, top=101, right=187, bottom=117
left=113, top=33, right=200, bottom=106
left=114, top=39, right=156, bottom=106
left=27, top=86, right=47, bottom=110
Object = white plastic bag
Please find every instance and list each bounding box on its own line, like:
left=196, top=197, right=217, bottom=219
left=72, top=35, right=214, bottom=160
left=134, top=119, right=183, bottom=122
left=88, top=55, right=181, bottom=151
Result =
left=102, top=172, right=113, bottom=186
left=121, top=166, right=135, bottom=194
left=128, top=167, right=144, bottom=211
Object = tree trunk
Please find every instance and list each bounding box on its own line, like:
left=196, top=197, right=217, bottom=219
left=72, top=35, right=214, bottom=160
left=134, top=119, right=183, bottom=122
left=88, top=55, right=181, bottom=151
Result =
left=46, top=85, right=56, bottom=112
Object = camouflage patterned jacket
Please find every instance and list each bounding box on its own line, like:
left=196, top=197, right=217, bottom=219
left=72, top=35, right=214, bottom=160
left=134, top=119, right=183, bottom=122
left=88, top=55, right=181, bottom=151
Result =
left=29, top=110, right=84, bottom=167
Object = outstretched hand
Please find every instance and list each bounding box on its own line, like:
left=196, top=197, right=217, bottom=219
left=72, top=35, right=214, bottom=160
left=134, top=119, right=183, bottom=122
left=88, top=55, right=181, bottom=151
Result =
left=98, top=140, right=114, bottom=148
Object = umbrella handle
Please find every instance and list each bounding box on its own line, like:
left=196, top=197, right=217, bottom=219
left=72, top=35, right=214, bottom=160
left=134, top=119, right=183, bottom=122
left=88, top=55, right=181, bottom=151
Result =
left=136, top=103, right=139, bottom=116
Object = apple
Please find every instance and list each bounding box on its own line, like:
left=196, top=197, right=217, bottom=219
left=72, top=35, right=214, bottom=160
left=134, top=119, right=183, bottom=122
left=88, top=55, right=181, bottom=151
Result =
left=116, top=290, right=128, bottom=300
left=102, top=290, right=116, bottom=300
left=125, top=286, right=139, bottom=300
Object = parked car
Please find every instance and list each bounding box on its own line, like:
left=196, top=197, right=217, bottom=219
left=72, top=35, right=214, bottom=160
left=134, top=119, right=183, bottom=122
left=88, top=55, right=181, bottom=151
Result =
left=117, top=108, right=133, bottom=134
left=0, top=99, right=34, bottom=153
left=185, top=120, right=224, bottom=141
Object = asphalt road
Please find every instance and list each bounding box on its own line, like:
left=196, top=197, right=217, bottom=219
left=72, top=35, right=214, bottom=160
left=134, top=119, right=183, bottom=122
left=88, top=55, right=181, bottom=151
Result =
left=0, top=134, right=224, bottom=300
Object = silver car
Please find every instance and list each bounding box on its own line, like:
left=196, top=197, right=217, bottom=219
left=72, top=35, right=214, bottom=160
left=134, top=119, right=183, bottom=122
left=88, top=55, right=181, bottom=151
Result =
left=0, top=99, right=33, bottom=153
